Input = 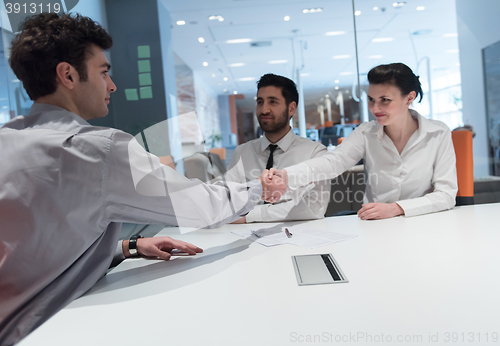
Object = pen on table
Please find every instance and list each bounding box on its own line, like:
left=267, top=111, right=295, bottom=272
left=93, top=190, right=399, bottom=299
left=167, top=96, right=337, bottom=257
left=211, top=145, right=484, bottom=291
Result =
left=285, top=228, right=293, bottom=238
left=251, top=230, right=262, bottom=238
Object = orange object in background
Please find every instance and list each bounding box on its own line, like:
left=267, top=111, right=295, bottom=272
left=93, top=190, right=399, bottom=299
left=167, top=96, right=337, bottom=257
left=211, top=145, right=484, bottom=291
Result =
left=337, top=137, right=345, bottom=145
left=324, top=121, right=334, bottom=127
left=159, top=155, right=176, bottom=170
left=451, top=130, right=474, bottom=205
left=209, top=148, right=226, bottom=160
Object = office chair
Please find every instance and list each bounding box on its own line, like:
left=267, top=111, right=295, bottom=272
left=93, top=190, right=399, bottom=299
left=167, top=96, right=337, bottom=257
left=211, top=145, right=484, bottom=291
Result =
left=209, top=148, right=226, bottom=160
left=451, top=130, right=474, bottom=206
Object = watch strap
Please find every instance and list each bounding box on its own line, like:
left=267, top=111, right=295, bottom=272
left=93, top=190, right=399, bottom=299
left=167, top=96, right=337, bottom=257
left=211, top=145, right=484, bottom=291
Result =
left=129, top=234, right=143, bottom=257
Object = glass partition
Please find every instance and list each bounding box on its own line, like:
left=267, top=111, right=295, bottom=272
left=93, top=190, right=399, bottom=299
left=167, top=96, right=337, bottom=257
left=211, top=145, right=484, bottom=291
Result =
left=0, top=0, right=464, bottom=160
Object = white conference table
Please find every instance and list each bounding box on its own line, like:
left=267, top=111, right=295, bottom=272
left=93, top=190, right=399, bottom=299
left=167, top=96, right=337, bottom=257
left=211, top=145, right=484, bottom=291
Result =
left=20, top=204, right=500, bottom=346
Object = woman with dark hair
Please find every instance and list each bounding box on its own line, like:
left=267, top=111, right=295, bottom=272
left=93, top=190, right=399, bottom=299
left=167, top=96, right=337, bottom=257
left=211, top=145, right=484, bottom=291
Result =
left=272, top=62, right=457, bottom=220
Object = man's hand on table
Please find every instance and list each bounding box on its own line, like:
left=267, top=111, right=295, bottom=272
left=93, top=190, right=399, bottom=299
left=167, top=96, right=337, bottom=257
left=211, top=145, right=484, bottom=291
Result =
left=231, top=216, right=247, bottom=224
left=123, top=236, right=203, bottom=260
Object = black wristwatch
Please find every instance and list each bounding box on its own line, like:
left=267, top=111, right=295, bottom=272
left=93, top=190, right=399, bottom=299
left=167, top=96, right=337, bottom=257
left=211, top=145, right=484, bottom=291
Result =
left=129, top=234, right=144, bottom=257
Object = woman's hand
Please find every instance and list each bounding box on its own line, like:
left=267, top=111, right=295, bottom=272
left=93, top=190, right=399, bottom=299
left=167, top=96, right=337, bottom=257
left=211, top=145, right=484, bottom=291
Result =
left=357, top=202, right=404, bottom=220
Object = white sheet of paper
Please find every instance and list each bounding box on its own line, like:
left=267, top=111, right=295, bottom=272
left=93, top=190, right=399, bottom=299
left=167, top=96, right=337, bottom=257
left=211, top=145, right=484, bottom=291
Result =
left=231, top=226, right=356, bottom=248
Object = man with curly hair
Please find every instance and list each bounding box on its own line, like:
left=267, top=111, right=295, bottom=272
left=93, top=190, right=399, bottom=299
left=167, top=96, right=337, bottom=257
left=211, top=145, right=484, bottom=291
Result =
left=0, top=13, right=285, bottom=345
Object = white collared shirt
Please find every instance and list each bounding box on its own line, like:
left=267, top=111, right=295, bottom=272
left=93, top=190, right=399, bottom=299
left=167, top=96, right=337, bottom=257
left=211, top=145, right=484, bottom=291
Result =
left=225, top=129, right=329, bottom=222
left=285, top=110, right=458, bottom=217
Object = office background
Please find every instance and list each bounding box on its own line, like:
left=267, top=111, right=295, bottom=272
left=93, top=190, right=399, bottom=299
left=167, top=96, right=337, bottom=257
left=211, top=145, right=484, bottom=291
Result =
left=0, top=0, right=499, bottom=187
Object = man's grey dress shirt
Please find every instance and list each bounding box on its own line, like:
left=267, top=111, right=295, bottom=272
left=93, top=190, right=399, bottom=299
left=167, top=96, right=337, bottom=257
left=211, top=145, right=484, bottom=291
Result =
left=0, top=103, right=261, bottom=345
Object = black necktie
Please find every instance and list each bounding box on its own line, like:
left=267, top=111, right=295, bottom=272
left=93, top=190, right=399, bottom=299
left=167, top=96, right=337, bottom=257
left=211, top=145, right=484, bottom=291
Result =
left=266, top=144, right=278, bottom=170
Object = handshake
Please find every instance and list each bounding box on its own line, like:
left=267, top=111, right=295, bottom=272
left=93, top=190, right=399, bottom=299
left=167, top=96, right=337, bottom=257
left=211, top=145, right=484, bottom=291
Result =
left=257, top=168, right=289, bottom=203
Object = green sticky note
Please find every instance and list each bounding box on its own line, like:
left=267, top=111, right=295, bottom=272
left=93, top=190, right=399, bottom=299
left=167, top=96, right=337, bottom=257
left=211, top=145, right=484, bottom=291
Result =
left=125, top=88, right=139, bottom=101
left=139, top=73, right=152, bottom=86
left=138, top=60, right=151, bottom=73
left=138, top=45, right=150, bottom=59
left=140, top=86, right=153, bottom=99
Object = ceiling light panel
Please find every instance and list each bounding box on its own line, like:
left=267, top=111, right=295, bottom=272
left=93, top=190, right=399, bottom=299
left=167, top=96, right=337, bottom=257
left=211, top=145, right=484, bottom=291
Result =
left=325, top=31, right=345, bottom=36
left=208, top=15, right=224, bottom=22
left=302, top=8, right=323, bottom=14
left=226, top=38, right=252, bottom=44
left=372, top=37, right=394, bottom=43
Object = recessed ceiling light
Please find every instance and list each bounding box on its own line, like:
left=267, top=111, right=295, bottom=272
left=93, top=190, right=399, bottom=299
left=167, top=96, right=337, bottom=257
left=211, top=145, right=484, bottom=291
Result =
left=203, top=62, right=208, bottom=67
left=446, top=49, right=459, bottom=53
left=334, top=80, right=340, bottom=83
left=368, top=55, right=383, bottom=59
left=393, top=2, right=406, bottom=7
left=226, top=38, right=252, bottom=44
left=223, top=77, right=228, bottom=81
left=300, top=73, right=310, bottom=77
left=417, top=6, right=425, bottom=10
left=176, top=20, right=186, bottom=26
left=372, top=37, right=394, bottom=42
left=284, top=16, right=290, bottom=21
left=373, top=7, right=379, bottom=10
left=211, top=73, right=216, bottom=78
left=238, top=77, right=256, bottom=82
left=355, top=10, right=361, bottom=16
left=229, top=63, right=245, bottom=67
left=208, top=15, right=224, bottom=22
left=303, top=8, right=323, bottom=14
left=268, top=60, right=288, bottom=64
left=223, top=89, right=228, bottom=92
left=325, top=31, right=345, bottom=36
left=198, top=37, right=205, bottom=43
left=335, top=86, right=340, bottom=90
left=333, top=55, right=350, bottom=59
left=443, top=33, right=458, bottom=38
left=340, top=72, right=353, bottom=75
left=233, top=91, right=238, bottom=95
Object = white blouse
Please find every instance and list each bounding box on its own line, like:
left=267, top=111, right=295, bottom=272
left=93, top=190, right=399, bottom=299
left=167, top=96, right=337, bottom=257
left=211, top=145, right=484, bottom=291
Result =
left=285, top=110, right=458, bottom=217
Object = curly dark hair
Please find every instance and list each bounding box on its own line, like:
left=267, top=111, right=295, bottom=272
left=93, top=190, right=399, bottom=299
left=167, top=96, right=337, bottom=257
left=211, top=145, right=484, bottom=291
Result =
left=9, top=13, right=112, bottom=100
left=257, top=73, right=299, bottom=107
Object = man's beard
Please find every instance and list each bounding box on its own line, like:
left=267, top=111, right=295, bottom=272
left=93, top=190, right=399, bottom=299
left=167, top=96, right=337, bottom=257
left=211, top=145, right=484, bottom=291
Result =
left=258, top=108, right=289, bottom=134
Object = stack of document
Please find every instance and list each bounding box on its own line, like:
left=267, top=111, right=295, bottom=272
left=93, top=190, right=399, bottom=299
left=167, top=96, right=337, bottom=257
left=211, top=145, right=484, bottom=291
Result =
left=231, top=226, right=356, bottom=249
